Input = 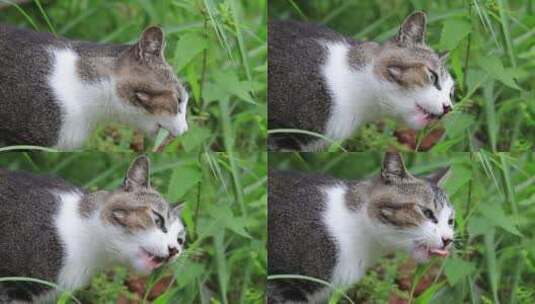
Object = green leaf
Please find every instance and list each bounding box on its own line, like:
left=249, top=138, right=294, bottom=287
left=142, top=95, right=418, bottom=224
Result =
left=167, top=165, right=202, bottom=201
left=450, top=47, right=464, bottom=90
left=444, top=164, right=471, bottom=196
left=443, top=112, right=475, bottom=138
left=56, top=293, right=71, bottom=304
left=468, top=216, right=493, bottom=236
left=479, top=201, right=522, bottom=236
left=415, top=281, right=445, bottom=304
left=179, top=125, right=212, bottom=152
left=213, top=70, right=255, bottom=104
left=440, top=19, right=471, bottom=50
left=175, top=261, right=206, bottom=288
left=152, top=290, right=172, bottom=304
left=431, top=138, right=462, bottom=152
left=478, top=56, right=521, bottom=90
left=444, top=257, right=476, bottom=285
left=173, top=32, right=207, bottom=72
left=208, top=204, right=251, bottom=239
left=204, top=81, right=229, bottom=103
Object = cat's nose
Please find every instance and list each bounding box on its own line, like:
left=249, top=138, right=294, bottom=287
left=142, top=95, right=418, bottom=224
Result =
left=442, top=104, right=452, bottom=114
left=168, top=246, right=179, bottom=257
left=442, top=237, right=452, bottom=248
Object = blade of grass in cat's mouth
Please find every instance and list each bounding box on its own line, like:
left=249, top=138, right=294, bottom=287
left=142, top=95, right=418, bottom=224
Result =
left=152, top=128, right=175, bottom=152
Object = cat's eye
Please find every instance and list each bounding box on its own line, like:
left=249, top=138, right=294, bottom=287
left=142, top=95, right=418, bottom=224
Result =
left=135, top=91, right=152, bottom=104
left=429, top=69, right=441, bottom=91
left=448, top=218, right=454, bottom=226
left=177, top=237, right=184, bottom=245
left=153, top=212, right=167, bottom=233
left=449, top=86, right=455, bottom=100
left=176, top=96, right=183, bottom=113
left=422, top=208, right=438, bottom=224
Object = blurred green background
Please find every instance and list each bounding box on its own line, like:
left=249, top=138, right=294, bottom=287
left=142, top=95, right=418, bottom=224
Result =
left=270, top=152, right=535, bottom=304
left=0, top=151, right=266, bottom=303
left=269, top=0, right=534, bottom=152
left=0, top=0, right=266, bottom=152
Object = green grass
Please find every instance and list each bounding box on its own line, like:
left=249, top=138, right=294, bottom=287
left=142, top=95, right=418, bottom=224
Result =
left=269, top=152, right=535, bottom=303
left=0, top=151, right=266, bottom=303
left=269, top=0, right=535, bottom=152
left=0, top=0, right=266, bottom=152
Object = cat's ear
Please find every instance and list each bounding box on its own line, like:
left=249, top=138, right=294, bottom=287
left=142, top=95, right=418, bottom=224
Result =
left=426, top=167, right=450, bottom=186
left=394, top=11, right=427, bottom=46
left=123, top=155, right=150, bottom=191
left=136, top=26, right=165, bottom=59
left=381, top=152, right=408, bottom=183
left=439, top=51, right=449, bottom=63
left=171, top=202, right=184, bottom=217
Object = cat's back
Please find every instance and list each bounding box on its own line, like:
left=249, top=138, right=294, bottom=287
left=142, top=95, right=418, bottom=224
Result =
left=268, top=169, right=339, bottom=280
left=268, top=169, right=341, bottom=234
left=269, top=169, right=340, bottom=210
left=0, top=23, right=65, bottom=46
left=0, top=169, right=82, bottom=300
left=0, top=23, right=67, bottom=70
left=268, top=21, right=355, bottom=142
left=0, top=168, right=79, bottom=200
left=0, top=24, right=68, bottom=146
left=269, top=20, right=353, bottom=45
left=0, top=168, right=82, bottom=243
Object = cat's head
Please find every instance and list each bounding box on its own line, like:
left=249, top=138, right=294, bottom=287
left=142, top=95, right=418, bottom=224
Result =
left=368, top=152, right=454, bottom=263
left=100, top=155, right=186, bottom=274
left=373, top=11, right=454, bottom=129
left=113, top=26, right=189, bottom=137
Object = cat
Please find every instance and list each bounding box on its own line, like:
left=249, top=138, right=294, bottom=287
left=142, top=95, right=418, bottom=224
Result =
left=0, top=155, right=186, bottom=303
left=268, top=11, right=454, bottom=151
left=0, top=24, right=189, bottom=150
left=268, top=152, right=454, bottom=303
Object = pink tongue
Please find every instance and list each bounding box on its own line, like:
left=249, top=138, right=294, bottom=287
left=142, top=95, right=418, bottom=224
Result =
left=429, top=248, right=449, bottom=257
left=143, top=254, right=161, bottom=269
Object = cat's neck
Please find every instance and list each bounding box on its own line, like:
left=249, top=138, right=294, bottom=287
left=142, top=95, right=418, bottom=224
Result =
left=321, top=42, right=385, bottom=141
left=48, top=47, right=132, bottom=150
left=54, top=190, right=114, bottom=291
left=322, top=181, right=390, bottom=288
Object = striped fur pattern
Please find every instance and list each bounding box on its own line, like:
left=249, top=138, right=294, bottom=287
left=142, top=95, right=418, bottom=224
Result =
left=0, top=24, right=188, bottom=149
left=268, top=11, right=454, bottom=151
left=268, top=152, right=455, bottom=303
left=0, top=156, right=186, bottom=303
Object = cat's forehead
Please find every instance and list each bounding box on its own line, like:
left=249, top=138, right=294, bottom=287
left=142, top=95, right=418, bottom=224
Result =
left=110, top=189, right=169, bottom=212
left=384, top=44, right=447, bottom=73
left=146, top=61, right=178, bottom=84
left=428, top=182, right=453, bottom=213
left=136, top=191, right=169, bottom=211
left=379, top=177, right=449, bottom=208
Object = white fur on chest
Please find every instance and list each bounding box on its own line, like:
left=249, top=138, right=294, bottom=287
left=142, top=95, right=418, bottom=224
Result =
left=322, top=184, right=378, bottom=288
left=48, top=48, right=114, bottom=150
left=320, top=42, right=378, bottom=142
left=54, top=191, right=103, bottom=291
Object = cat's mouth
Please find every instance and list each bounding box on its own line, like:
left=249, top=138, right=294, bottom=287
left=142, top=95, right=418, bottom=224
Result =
left=411, top=244, right=449, bottom=262
left=428, top=247, right=449, bottom=257
left=416, top=104, right=441, bottom=121
left=141, top=247, right=167, bottom=268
